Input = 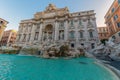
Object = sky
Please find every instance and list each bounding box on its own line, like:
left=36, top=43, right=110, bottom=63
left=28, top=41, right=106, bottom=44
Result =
left=0, top=0, right=113, bottom=31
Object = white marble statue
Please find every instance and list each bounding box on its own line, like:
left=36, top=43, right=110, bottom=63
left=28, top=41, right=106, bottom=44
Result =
left=92, top=37, right=120, bottom=61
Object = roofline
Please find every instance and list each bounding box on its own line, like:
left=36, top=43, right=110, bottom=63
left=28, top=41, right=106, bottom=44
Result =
left=71, top=10, right=95, bottom=14
left=104, top=0, right=117, bottom=18
left=0, top=18, right=9, bottom=23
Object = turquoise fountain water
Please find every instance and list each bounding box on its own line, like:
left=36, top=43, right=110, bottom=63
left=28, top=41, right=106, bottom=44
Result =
left=0, top=54, right=119, bottom=80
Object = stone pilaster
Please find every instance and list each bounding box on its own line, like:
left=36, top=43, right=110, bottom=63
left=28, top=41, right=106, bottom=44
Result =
left=42, top=32, right=44, bottom=42
left=20, top=34, right=23, bottom=42
left=64, top=19, right=69, bottom=41
left=26, top=34, right=29, bottom=42
left=54, top=21, right=58, bottom=41
left=75, top=22, right=79, bottom=47
left=38, top=22, right=43, bottom=42
left=16, top=34, right=19, bottom=42
left=30, top=24, right=36, bottom=42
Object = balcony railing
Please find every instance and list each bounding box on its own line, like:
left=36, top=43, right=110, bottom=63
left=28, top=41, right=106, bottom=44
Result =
left=68, top=38, right=76, bottom=41
left=88, top=38, right=96, bottom=41
left=78, top=38, right=86, bottom=41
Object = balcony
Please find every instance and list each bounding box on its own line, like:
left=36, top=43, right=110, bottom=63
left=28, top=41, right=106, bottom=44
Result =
left=68, top=38, right=76, bottom=41
left=88, top=38, right=96, bottom=41
left=78, top=25, right=84, bottom=29
left=78, top=38, right=86, bottom=41
left=69, top=26, right=75, bottom=29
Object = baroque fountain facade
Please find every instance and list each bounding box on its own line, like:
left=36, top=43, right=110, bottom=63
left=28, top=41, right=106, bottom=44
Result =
left=15, top=4, right=99, bottom=57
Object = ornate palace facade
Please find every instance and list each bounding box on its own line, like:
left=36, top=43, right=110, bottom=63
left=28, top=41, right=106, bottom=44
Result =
left=105, top=0, right=120, bottom=44
left=0, top=30, right=17, bottom=47
left=16, top=4, right=99, bottom=50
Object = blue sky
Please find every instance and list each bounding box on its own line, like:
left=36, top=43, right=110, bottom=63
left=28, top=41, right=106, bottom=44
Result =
left=0, top=0, right=113, bottom=31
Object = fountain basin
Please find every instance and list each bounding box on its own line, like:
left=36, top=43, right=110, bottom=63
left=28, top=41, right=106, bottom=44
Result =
left=0, top=54, right=119, bottom=80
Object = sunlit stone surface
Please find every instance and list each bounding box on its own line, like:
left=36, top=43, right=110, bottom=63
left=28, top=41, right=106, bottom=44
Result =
left=15, top=4, right=99, bottom=51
